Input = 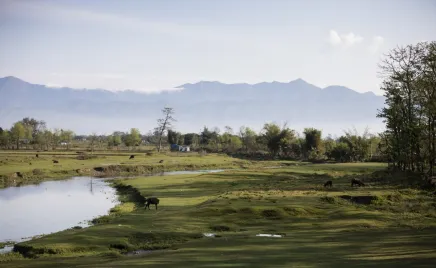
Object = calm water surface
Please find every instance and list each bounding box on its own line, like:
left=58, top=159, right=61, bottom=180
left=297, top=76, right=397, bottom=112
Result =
left=0, top=177, right=119, bottom=243
left=0, top=169, right=226, bottom=252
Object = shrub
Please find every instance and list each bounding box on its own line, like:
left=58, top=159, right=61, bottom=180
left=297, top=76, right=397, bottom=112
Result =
left=109, top=243, right=132, bottom=251
left=370, top=195, right=387, bottom=206
left=91, top=215, right=113, bottom=225
left=210, top=225, right=231, bottom=232
left=283, top=207, right=313, bottom=216
left=320, top=196, right=338, bottom=204
left=32, top=169, right=44, bottom=176
left=77, top=154, right=98, bottom=160
left=261, top=209, right=285, bottom=220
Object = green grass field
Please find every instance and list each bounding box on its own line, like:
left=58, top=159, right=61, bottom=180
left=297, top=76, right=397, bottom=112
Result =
left=0, top=150, right=264, bottom=188
left=2, top=161, right=435, bottom=267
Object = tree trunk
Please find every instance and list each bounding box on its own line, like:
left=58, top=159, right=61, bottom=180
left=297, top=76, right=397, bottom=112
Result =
left=431, top=116, right=436, bottom=176
left=158, top=136, right=163, bottom=152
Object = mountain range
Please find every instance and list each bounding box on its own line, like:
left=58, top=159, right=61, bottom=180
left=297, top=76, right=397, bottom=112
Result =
left=0, top=76, right=385, bottom=136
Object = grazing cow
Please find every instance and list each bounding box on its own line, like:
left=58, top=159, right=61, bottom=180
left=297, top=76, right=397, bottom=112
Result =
left=145, top=197, right=160, bottom=210
left=129, top=155, right=135, bottom=159
left=53, top=160, right=59, bottom=164
left=351, top=178, right=365, bottom=187
left=324, top=180, right=333, bottom=187
left=35, top=154, right=39, bottom=158
left=159, top=160, right=164, bottom=163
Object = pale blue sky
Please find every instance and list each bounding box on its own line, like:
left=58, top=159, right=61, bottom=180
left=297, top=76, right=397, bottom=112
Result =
left=0, top=0, right=435, bottom=94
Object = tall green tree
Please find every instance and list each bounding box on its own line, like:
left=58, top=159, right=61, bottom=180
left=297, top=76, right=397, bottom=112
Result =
left=124, top=128, right=141, bottom=148
left=20, top=117, right=46, bottom=145
left=262, top=123, right=295, bottom=157
left=167, top=129, right=181, bottom=145
left=377, top=41, right=436, bottom=175
left=108, top=132, right=122, bottom=149
left=184, top=133, right=199, bottom=147
left=239, top=126, right=258, bottom=153
left=10, top=122, right=26, bottom=149
left=303, top=128, right=323, bottom=159
left=200, top=127, right=213, bottom=147
left=60, top=130, right=75, bottom=150
left=0, top=129, right=11, bottom=149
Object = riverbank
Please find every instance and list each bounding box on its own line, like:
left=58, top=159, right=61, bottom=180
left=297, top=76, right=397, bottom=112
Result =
left=2, top=162, right=436, bottom=267
left=0, top=151, right=264, bottom=189
left=0, top=177, right=118, bottom=249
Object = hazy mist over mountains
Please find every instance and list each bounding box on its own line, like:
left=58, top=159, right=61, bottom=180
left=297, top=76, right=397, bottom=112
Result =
left=0, top=76, right=385, bottom=136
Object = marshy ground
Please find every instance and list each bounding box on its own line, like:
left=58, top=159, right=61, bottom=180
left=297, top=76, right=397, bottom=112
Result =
left=1, top=154, right=436, bottom=267
left=0, top=151, right=256, bottom=188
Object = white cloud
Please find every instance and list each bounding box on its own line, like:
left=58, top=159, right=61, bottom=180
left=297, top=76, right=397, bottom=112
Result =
left=328, top=30, right=364, bottom=48
left=45, top=83, right=63, bottom=88
left=329, top=30, right=342, bottom=46
left=368, top=36, right=384, bottom=54
left=341, top=32, right=364, bottom=46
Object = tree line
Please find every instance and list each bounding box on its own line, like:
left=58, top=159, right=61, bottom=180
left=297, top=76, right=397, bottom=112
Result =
left=377, top=41, right=436, bottom=176
left=0, top=118, right=75, bottom=150
left=0, top=115, right=383, bottom=163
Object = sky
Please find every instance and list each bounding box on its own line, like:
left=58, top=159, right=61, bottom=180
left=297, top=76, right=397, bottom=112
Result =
left=0, top=0, right=435, bottom=95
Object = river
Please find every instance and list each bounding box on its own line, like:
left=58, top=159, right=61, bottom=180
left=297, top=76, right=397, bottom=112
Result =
left=0, top=169, right=226, bottom=253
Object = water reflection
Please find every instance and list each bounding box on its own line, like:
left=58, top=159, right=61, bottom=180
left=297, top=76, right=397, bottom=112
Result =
left=0, top=169, right=226, bottom=251
left=0, top=177, right=119, bottom=243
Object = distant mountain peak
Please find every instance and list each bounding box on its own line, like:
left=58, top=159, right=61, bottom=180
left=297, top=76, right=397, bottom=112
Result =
left=1, top=76, right=26, bottom=83
left=290, top=78, right=307, bottom=83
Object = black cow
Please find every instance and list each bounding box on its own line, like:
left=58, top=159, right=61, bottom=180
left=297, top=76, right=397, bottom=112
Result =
left=129, top=155, right=135, bottom=159
left=53, top=160, right=59, bottom=164
left=159, top=160, right=164, bottom=163
left=351, top=178, right=365, bottom=187
left=324, top=180, right=333, bottom=187
left=145, top=197, right=160, bottom=210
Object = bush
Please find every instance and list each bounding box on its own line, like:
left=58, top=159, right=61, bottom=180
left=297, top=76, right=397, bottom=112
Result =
left=32, top=169, right=44, bottom=175
left=261, top=209, right=285, bottom=220
left=0, top=252, right=23, bottom=262
left=77, top=154, right=98, bottom=160
left=320, top=196, right=338, bottom=204
left=283, top=207, right=313, bottom=216
left=109, top=243, right=132, bottom=251
left=370, top=195, right=387, bottom=206
left=210, top=225, right=231, bottom=232
left=91, top=215, right=113, bottom=225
